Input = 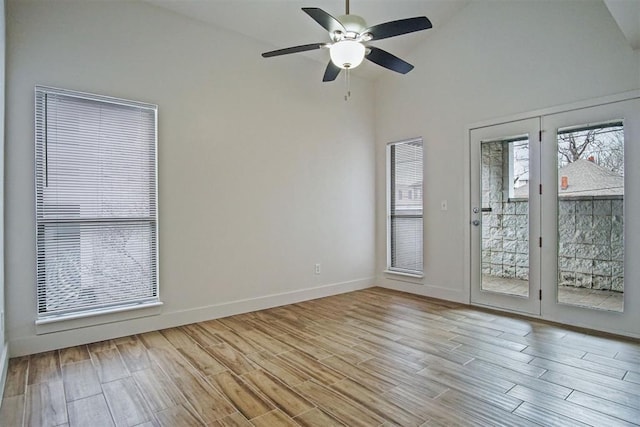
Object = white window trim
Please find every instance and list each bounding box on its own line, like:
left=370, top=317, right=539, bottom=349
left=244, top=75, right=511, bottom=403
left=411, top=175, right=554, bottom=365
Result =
left=383, top=269, right=424, bottom=279
left=386, top=137, right=424, bottom=275
left=34, top=86, right=161, bottom=327
left=35, top=301, right=163, bottom=335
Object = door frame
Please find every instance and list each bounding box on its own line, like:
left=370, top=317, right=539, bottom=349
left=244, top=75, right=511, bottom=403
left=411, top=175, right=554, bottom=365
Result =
left=469, top=117, right=541, bottom=316
left=540, top=98, right=640, bottom=337
left=464, top=90, right=640, bottom=337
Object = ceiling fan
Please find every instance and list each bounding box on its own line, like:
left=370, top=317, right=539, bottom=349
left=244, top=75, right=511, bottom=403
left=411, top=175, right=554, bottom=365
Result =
left=261, top=0, right=432, bottom=83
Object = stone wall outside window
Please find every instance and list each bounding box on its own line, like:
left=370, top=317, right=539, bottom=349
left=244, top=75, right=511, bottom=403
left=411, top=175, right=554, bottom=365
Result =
left=481, top=142, right=624, bottom=292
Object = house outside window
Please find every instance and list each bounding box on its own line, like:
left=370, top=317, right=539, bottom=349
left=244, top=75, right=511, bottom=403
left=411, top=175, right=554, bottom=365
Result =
left=387, top=138, right=423, bottom=275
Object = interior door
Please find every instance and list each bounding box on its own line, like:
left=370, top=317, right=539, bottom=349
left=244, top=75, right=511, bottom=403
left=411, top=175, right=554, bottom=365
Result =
left=540, top=98, right=640, bottom=337
left=470, top=118, right=541, bottom=315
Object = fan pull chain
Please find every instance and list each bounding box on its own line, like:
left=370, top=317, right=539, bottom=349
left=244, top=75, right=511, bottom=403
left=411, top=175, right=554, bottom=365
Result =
left=344, top=68, right=351, bottom=101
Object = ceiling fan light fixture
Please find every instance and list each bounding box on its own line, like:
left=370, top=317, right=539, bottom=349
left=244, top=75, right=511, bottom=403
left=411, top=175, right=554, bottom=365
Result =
left=329, top=40, right=365, bottom=69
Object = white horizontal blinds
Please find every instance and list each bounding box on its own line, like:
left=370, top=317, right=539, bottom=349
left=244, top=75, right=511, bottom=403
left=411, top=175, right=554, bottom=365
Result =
left=35, top=87, right=158, bottom=318
left=40, top=93, right=155, bottom=220
left=390, top=139, right=423, bottom=273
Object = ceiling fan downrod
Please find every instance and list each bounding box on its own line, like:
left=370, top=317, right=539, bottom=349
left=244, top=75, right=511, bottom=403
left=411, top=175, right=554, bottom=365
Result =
left=344, top=68, right=351, bottom=101
left=345, top=0, right=349, bottom=15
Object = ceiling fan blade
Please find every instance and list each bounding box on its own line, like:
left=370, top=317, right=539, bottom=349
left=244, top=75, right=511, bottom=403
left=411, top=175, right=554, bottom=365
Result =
left=366, top=47, right=414, bottom=74
left=262, top=43, right=325, bottom=58
left=302, top=7, right=346, bottom=34
left=322, top=61, right=341, bottom=82
left=364, top=16, right=432, bottom=41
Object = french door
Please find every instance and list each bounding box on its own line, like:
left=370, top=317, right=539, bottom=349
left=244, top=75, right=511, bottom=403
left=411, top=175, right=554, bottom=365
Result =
left=470, top=118, right=541, bottom=316
left=471, top=97, right=640, bottom=337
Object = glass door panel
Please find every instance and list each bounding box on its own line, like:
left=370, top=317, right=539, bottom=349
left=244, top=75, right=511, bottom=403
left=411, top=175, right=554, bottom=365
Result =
left=556, top=122, right=624, bottom=312
left=480, top=138, right=530, bottom=298
left=541, top=97, right=640, bottom=337
left=471, top=118, right=541, bottom=316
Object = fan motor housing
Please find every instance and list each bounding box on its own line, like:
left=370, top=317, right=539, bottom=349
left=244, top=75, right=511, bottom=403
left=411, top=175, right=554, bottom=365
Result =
left=337, top=14, right=366, bottom=34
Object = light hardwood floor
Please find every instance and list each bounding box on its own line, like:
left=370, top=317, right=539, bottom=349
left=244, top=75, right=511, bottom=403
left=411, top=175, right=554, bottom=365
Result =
left=1, top=287, right=640, bottom=426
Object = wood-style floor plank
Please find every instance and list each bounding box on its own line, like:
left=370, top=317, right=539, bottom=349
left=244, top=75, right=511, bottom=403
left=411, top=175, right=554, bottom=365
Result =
left=0, top=394, right=25, bottom=426
left=508, top=384, right=637, bottom=427
left=277, top=350, right=345, bottom=385
left=294, top=380, right=384, bottom=427
left=61, top=360, right=102, bottom=402
left=246, top=352, right=310, bottom=387
left=116, top=338, right=152, bottom=373
left=180, top=323, right=224, bottom=348
left=249, top=409, right=299, bottom=427
left=154, top=404, right=203, bottom=427
left=4, top=357, right=29, bottom=397
left=207, top=412, right=252, bottom=427
left=176, top=344, right=227, bottom=377
left=541, top=370, right=640, bottom=409
left=66, top=394, right=114, bottom=427
left=148, top=347, right=236, bottom=424
left=132, top=368, right=187, bottom=413
left=24, top=379, right=67, bottom=427
left=293, top=407, right=345, bottom=427
left=242, top=369, right=315, bottom=418
left=434, top=388, right=536, bottom=427
left=513, top=401, right=591, bottom=427
left=566, top=390, right=640, bottom=424
left=3, top=287, right=640, bottom=427
left=102, top=377, right=154, bottom=426
left=90, top=348, right=129, bottom=384
left=59, top=346, right=90, bottom=366
left=466, top=358, right=572, bottom=399
left=208, top=371, right=274, bottom=420
left=203, top=343, right=257, bottom=376
left=238, top=328, right=293, bottom=355
left=27, top=351, right=60, bottom=386
left=330, top=378, right=424, bottom=426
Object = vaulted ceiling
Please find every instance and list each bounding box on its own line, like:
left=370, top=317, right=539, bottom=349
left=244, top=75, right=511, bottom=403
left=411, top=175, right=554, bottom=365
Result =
left=145, top=0, right=639, bottom=81
left=144, top=0, right=469, bottom=80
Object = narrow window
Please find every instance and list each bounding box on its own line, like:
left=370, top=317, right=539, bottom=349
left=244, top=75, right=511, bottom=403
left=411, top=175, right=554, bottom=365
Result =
left=35, top=86, right=159, bottom=320
left=388, top=138, right=423, bottom=274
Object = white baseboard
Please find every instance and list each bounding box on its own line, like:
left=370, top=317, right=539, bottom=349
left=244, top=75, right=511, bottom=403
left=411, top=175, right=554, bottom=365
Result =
left=0, top=342, right=8, bottom=402
left=377, top=276, right=468, bottom=304
left=9, top=277, right=375, bottom=357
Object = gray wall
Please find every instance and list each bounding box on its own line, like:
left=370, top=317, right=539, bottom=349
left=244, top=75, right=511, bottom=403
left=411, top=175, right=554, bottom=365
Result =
left=375, top=0, right=639, bottom=303
left=6, top=0, right=376, bottom=356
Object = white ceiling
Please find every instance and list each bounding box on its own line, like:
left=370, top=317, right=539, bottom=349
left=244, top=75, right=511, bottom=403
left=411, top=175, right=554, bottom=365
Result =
left=603, top=0, right=640, bottom=50
left=144, top=0, right=639, bottom=81
left=144, top=0, right=470, bottom=80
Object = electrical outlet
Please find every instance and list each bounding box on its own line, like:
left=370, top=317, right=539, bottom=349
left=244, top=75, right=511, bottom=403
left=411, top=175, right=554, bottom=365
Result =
left=314, top=263, right=321, bottom=275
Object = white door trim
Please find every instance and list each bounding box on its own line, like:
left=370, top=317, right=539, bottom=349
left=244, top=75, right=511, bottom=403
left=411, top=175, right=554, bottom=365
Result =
left=465, top=90, right=640, bottom=338
left=470, top=118, right=541, bottom=315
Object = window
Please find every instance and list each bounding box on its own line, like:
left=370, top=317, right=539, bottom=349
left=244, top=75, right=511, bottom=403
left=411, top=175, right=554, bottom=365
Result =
left=387, top=138, right=423, bottom=275
left=35, top=86, right=159, bottom=321
left=506, top=137, right=529, bottom=199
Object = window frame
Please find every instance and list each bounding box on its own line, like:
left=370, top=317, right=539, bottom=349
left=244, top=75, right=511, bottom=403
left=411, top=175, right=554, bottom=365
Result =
left=386, top=137, right=424, bottom=277
left=34, top=86, right=161, bottom=327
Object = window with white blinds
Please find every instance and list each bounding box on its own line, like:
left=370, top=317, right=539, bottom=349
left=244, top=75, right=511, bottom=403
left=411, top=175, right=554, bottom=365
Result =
left=35, top=86, right=159, bottom=320
left=388, top=138, right=423, bottom=274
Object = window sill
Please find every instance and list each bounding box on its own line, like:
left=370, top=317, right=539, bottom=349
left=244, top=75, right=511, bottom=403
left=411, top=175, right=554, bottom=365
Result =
left=384, top=269, right=424, bottom=279
left=35, top=301, right=163, bottom=335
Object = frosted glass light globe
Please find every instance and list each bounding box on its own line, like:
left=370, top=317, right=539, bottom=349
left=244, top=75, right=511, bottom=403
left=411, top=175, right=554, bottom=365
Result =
left=330, top=40, right=365, bottom=69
